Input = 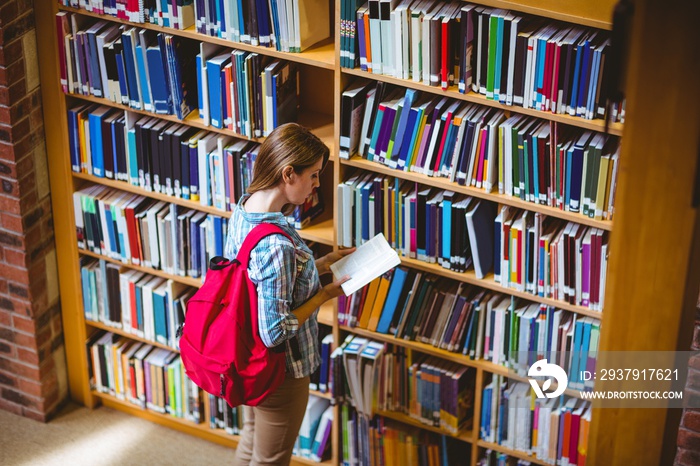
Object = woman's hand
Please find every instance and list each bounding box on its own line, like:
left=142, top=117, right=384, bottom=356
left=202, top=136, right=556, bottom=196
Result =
left=319, top=275, right=351, bottom=301
left=316, top=247, right=356, bottom=275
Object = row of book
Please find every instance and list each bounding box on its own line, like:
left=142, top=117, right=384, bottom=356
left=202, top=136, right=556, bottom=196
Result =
left=68, top=104, right=259, bottom=207
left=293, top=397, right=334, bottom=462
left=67, top=106, right=325, bottom=227
left=88, top=331, right=203, bottom=422
left=341, top=1, right=624, bottom=122
left=74, top=185, right=228, bottom=279
left=337, top=270, right=600, bottom=386
left=478, top=451, right=532, bottom=466
left=337, top=175, right=610, bottom=310
left=207, top=393, right=247, bottom=433
left=331, top=336, right=475, bottom=435
left=481, top=377, right=591, bottom=466
left=56, top=13, right=197, bottom=118
left=339, top=405, right=471, bottom=465
left=196, top=46, right=300, bottom=137
left=340, top=82, right=619, bottom=220
left=60, top=0, right=331, bottom=53
left=80, top=257, right=193, bottom=349
left=59, top=0, right=196, bottom=30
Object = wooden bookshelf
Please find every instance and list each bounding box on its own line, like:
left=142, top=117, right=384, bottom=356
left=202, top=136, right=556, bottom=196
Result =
left=37, top=0, right=700, bottom=465
left=342, top=68, right=624, bottom=137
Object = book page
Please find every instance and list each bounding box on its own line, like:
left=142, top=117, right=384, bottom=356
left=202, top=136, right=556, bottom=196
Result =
left=330, top=233, right=401, bottom=295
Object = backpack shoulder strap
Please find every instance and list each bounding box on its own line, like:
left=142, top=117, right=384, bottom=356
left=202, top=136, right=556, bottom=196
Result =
left=236, top=223, right=293, bottom=267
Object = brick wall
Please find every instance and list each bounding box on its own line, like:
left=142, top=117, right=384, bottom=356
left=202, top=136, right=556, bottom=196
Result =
left=0, top=2, right=68, bottom=421
left=676, top=293, right=700, bottom=465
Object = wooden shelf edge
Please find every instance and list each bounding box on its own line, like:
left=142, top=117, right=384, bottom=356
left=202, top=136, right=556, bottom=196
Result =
left=477, top=440, right=554, bottom=465
left=58, top=5, right=336, bottom=70
left=86, top=320, right=179, bottom=352
left=78, top=249, right=204, bottom=288
left=341, top=68, right=623, bottom=137
left=340, top=156, right=614, bottom=232
left=376, top=410, right=473, bottom=443
left=317, top=301, right=335, bottom=327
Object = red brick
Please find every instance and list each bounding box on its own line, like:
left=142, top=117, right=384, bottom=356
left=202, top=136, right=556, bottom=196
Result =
left=0, top=340, right=14, bottom=358
left=0, top=358, right=39, bottom=380
left=11, top=313, right=33, bottom=333
left=16, top=377, right=41, bottom=397
left=0, top=309, right=9, bottom=326
left=10, top=97, right=30, bottom=123
left=0, top=397, right=22, bottom=415
left=677, top=447, right=700, bottom=466
left=4, top=247, right=25, bottom=267
left=1, top=13, right=35, bottom=46
left=7, top=133, right=31, bottom=159
left=683, top=410, right=700, bottom=432
left=0, top=106, right=10, bottom=126
left=0, top=369, right=16, bottom=387
left=0, top=280, right=7, bottom=295
left=0, top=59, right=25, bottom=87
left=0, top=39, right=23, bottom=67
left=1, top=212, right=22, bottom=232
left=13, top=330, right=36, bottom=350
left=1, top=80, right=25, bottom=107
left=21, top=407, right=47, bottom=423
left=678, top=428, right=700, bottom=451
left=0, top=264, right=28, bottom=285
left=16, top=347, right=38, bottom=366
left=14, top=152, right=32, bottom=174
left=0, top=2, right=19, bottom=32
left=0, top=193, right=20, bottom=213
left=51, top=315, right=62, bottom=335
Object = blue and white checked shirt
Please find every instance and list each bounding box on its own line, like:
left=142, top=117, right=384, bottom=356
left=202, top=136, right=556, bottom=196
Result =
left=223, top=195, right=321, bottom=378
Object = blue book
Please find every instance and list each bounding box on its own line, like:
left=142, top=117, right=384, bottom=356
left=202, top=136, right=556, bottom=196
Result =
left=212, top=215, right=224, bottom=256
left=114, top=40, right=130, bottom=105
left=88, top=108, right=110, bottom=178
left=361, top=182, right=371, bottom=243
left=147, top=44, right=171, bottom=114
left=67, top=107, right=81, bottom=172
left=577, top=37, right=594, bottom=114
left=81, top=264, right=92, bottom=320
left=207, top=53, right=231, bottom=128
left=535, top=36, right=547, bottom=108
left=466, top=200, right=496, bottom=279
left=579, top=318, right=592, bottom=389
left=494, top=15, right=504, bottom=100
left=189, top=143, right=199, bottom=199
left=391, top=89, right=419, bottom=162
left=397, top=106, right=419, bottom=170
left=375, top=267, right=408, bottom=334
left=121, top=30, right=142, bottom=110
left=196, top=54, right=204, bottom=118
left=570, top=318, right=584, bottom=387
left=366, top=105, right=386, bottom=162
left=569, top=38, right=584, bottom=114
left=152, top=285, right=168, bottom=345
left=135, top=44, right=152, bottom=112
left=441, top=193, right=453, bottom=264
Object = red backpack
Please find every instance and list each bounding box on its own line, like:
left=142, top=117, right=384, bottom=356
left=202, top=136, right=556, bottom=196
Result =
left=178, top=224, right=290, bottom=407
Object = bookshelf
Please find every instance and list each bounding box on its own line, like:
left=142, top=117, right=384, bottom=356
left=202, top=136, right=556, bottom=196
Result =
left=36, top=0, right=700, bottom=465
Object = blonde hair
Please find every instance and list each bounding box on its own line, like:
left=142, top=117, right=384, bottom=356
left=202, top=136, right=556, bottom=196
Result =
left=247, top=123, right=330, bottom=195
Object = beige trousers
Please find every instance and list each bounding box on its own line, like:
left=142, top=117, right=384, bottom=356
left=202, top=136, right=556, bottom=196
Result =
left=232, top=375, right=310, bottom=466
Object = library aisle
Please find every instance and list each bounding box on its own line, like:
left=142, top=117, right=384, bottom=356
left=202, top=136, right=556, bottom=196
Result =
left=0, top=402, right=232, bottom=465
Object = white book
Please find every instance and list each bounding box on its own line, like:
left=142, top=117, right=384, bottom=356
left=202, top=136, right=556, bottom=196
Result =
left=331, top=233, right=401, bottom=295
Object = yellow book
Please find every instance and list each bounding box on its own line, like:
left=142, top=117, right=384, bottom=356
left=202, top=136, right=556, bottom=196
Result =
left=367, top=273, right=391, bottom=332
left=357, top=278, right=381, bottom=329
left=408, top=113, right=429, bottom=170
left=594, top=154, right=611, bottom=220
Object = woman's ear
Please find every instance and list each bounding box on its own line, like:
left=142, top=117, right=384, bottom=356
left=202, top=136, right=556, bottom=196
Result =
left=282, top=165, right=295, bottom=184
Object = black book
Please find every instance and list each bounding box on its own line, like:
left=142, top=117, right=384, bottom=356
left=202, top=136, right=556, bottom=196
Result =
left=362, top=81, right=390, bottom=156
left=149, top=119, right=168, bottom=193
left=135, top=117, right=153, bottom=190
left=101, top=111, right=117, bottom=179
left=113, top=115, right=128, bottom=182
left=171, top=125, right=189, bottom=198
left=161, top=124, right=176, bottom=197
left=499, top=15, right=512, bottom=102
left=415, top=187, right=431, bottom=260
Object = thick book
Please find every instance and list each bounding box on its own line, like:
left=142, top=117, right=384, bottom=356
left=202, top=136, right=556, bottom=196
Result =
left=331, top=233, right=401, bottom=295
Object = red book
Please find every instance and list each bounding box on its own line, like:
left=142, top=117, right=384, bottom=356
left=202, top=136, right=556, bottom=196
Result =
left=441, top=20, right=450, bottom=90
left=569, top=408, right=582, bottom=464
left=124, top=202, right=142, bottom=265
left=129, top=281, right=138, bottom=334
left=551, top=42, right=562, bottom=113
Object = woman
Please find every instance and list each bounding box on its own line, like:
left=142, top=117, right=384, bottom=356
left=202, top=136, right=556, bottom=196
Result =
left=224, top=123, right=352, bottom=465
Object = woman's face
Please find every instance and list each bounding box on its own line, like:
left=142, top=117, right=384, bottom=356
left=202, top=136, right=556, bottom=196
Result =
left=284, top=158, right=323, bottom=205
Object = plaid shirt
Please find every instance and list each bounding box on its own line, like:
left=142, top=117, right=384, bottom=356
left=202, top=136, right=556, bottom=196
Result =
left=224, top=196, right=321, bottom=378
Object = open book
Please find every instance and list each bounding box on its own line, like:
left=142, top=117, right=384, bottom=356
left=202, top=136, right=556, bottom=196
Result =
left=330, top=233, right=401, bottom=295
